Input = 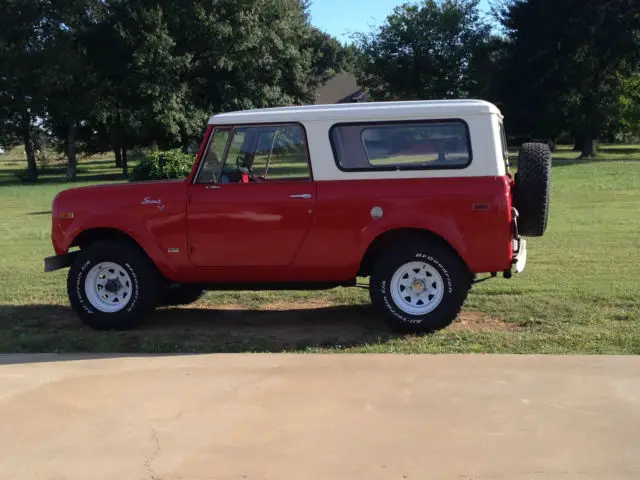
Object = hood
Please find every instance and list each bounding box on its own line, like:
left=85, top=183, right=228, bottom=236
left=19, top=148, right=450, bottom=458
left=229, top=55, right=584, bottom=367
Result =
left=52, top=179, right=187, bottom=220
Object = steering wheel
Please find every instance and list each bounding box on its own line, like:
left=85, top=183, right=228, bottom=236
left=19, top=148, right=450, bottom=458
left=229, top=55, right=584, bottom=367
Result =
left=236, top=155, right=255, bottom=178
left=235, top=155, right=266, bottom=183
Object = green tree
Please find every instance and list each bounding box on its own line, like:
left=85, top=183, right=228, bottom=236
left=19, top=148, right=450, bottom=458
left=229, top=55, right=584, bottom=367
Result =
left=83, top=2, right=193, bottom=176
left=3, top=0, right=355, bottom=183
left=0, top=0, right=53, bottom=181
left=493, top=0, right=570, bottom=148
left=86, top=0, right=329, bottom=174
left=354, top=0, right=494, bottom=100
left=618, top=73, right=640, bottom=140
left=306, top=27, right=359, bottom=86
left=151, top=0, right=317, bottom=114
left=498, top=0, right=640, bottom=157
left=43, top=0, right=107, bottom=180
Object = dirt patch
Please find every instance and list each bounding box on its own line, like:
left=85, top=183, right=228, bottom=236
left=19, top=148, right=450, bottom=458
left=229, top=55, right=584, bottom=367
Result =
left=260, top=300, right=334, bottom=311
left=158, top=303, right=516, bottom=335
left=203, top=304, right=244, bottom=311
left=451, top=311, right=519, bottom=332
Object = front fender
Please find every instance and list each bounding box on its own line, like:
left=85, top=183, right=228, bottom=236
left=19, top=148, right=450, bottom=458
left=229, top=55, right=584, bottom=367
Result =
left=50, top=179, right=190, bottom=281
left=59, top=216, right=182, bottom=279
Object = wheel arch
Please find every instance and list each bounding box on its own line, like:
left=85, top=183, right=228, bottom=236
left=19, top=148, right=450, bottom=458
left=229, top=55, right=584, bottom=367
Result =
left=69, top=227, right=174, bottom=280
left=358, top=227, right=470, bottom=277
left=72, top=227, right=142, bottom=250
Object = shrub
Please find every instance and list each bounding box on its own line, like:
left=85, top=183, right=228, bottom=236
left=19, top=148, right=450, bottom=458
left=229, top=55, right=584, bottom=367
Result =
left=131, top=149, right=194, bottom=181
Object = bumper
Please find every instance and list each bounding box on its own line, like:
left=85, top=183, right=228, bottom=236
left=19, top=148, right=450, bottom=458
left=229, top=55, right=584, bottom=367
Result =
left=511, top=206, right=526, bottom=274
left=44, top=251, right=78, bottom=272
left=514, top=239, right=527, bottom=273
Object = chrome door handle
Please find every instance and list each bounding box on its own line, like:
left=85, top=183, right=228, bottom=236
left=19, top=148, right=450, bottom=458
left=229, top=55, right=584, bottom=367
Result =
left=205, top=184, right=221, bottom=190
left=289, top=193, right=312, bottom=199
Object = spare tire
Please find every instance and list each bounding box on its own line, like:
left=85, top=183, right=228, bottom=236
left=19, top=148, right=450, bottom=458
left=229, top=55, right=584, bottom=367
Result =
left=513, top=142, right=552, bottom=237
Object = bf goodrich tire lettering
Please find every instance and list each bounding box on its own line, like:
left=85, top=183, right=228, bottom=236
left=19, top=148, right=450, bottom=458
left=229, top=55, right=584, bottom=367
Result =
left=67, top=241, right=160, bottom=330
left=514, top=142, right=552, bottom=237
left=370, top=240, right=471, bottom=334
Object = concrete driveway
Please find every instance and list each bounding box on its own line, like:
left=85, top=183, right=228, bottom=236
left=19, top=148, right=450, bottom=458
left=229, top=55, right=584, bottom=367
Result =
left=0, top=354, right=639, bottom=480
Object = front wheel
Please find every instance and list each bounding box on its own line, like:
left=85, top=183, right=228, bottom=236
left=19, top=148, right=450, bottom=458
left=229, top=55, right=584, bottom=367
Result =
left=67, top=241, right=160, bottom=330
left=370, top=240, right=471, bottom=334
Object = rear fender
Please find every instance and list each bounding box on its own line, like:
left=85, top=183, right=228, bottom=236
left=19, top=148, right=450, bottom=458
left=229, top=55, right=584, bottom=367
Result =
left=360, top=213, right=467, bottom=265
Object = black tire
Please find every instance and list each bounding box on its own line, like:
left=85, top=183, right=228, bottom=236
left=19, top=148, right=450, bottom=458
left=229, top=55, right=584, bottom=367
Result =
left=514, top=142, right=552, bottom=237
left=161, top=284, right=205, bottom=307
left=67, top=241, right=160, bottom=330
left=370, top=240, right=471, bottom=334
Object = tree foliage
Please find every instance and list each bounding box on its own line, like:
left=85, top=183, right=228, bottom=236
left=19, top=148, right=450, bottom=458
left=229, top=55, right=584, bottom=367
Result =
left=0, top=0, right=55, bottom=181
left=355, top=0, right=494, bottom=100
left=617, top=73, right=640, bottom=139
left=0, top=0, right=354, bottom=180
left=132, top=148, right=194, bottom=181
left=496, top=0, right=640, bottom=156
left=3, top=0, right=639, bottom=174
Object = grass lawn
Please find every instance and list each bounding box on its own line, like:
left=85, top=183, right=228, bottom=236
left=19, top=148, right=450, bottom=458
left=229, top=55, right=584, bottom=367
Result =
left=0, top=145, right=639, bottom=353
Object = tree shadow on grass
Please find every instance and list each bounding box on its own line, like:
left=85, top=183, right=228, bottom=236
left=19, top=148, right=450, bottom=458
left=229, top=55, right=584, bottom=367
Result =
left=599, top=147, right=640, bottom=155
left=552, top=157, right=640, bottom=168
left=1, top=172, right=128, bottom=187
left=0, top=303, right=397, bottom=360
left=508, top=150, right=640, bottom=169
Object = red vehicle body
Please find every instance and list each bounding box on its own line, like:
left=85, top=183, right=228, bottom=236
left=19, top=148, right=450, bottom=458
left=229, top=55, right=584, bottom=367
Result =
left=51, top=176, right=515, bottom=283
left=46, top=100, right=550, bottom=333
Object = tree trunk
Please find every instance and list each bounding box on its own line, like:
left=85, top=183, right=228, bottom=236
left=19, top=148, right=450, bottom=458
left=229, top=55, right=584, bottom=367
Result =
left=580, top=137, right=597, bottom=158
left=66, top=122, right=78, bottom=181
left=21, top=112, right=37, bottom=182
left=546, top=137, right=557, bottom=152
left=122, top=148, right=128, bottom=177
left=115, top=147, right=123, bottom=168
left=573, top=133, right=585, bottom=151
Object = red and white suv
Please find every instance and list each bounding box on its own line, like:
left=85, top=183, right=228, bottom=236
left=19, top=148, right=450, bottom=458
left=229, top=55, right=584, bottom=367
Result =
left=45, top=100, right=551, bottom=333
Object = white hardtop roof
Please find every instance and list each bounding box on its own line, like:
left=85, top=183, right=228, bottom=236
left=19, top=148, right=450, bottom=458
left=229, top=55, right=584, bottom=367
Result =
left=209, top=99, right=502, bottom=125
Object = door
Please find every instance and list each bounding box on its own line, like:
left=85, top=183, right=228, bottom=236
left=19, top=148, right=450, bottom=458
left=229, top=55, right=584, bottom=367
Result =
left=187, top=123, right=316, bottom=267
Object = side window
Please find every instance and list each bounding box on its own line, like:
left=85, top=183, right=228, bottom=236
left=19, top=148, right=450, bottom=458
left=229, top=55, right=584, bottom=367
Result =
left=252, top=125, right=309, bottom=179
left=499, top=121, right=510, bottom=167
left=223, top=124, right=310, bottom=182
left=224, top=128, right=249, bottom=173
left=331, top=121, right=471, bottom=171
left=196, top=129, right=230, bottom=183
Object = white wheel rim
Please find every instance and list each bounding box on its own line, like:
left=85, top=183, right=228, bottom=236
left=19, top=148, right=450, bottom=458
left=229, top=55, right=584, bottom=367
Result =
left=84, top=262, right=133, bottom=313
left=390, top=261, right=445, bottom=316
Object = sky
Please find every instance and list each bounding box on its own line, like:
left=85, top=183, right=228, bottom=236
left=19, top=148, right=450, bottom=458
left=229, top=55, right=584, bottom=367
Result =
left=309, top=0, right=492, bottom=42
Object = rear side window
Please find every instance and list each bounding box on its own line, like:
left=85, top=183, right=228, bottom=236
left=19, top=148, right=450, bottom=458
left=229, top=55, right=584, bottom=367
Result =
left=330, top=120, right=471, bottom=171
left=499, top=121, right=510, bottom=168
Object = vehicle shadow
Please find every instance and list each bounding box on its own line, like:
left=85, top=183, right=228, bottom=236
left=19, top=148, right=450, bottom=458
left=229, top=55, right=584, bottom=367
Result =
left=0, top=303, right=398, bottom=361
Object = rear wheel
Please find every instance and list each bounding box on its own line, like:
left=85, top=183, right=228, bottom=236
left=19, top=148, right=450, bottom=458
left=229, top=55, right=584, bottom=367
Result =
left=67, top=241, right=160, bottom=330
left=370, top=240, right=471, bottom=334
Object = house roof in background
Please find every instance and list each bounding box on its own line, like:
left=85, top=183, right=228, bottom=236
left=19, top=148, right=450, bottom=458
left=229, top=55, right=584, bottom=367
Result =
left=314, top=73, right=365, bottom=104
